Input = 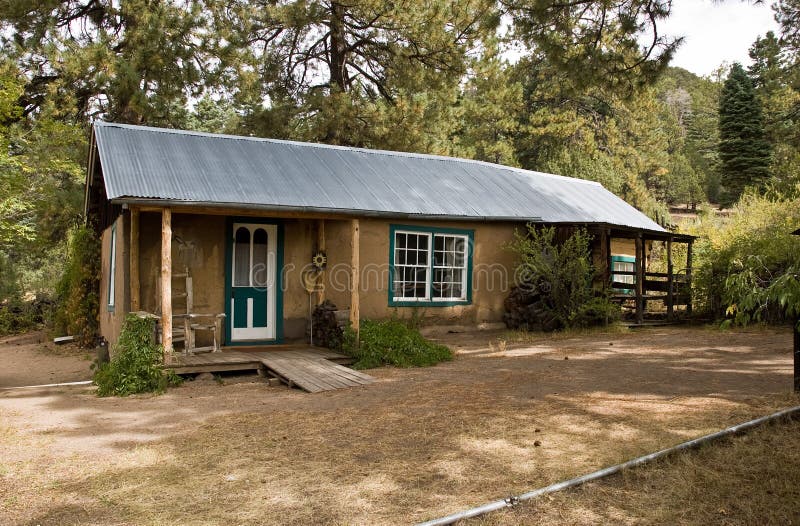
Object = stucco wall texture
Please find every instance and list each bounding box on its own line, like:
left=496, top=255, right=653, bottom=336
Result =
left=98, top=212, right=645, bottom=345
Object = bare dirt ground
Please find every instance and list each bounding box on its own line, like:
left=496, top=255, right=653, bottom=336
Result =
left=0, top=326, right=797, bottom=525
left=0, top=331, right=93, bottom=387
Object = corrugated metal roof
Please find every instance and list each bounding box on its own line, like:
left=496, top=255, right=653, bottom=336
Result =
left=93, top=121, right=666, bottom=233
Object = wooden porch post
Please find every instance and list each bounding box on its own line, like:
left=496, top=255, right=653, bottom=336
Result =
left=317, top=219, right=326, bottom=305
left=350, top=219, right=360, bottom=343
left=599, top=228, right=611, bottom=289
left=666, top=236, right=674, bottom=321
left=130, top=207, right=140, bottom=312
left=794, top=317, right=800, bottom=392
left=635, top=234, right=644, bottom=325
left=605, top=229, right=612, bottom=288
left=686, top=240, right=694, bottom=316
left=161, top=208, right=173, bottom=361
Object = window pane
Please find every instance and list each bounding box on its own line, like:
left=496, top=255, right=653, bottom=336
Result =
left=392, top=231, right=430, bottom=300
left=431, top=234, right=467, bottom=300
left=234, top=227, right=250, bottom=287
left=252, top=228, right=269, bottom=288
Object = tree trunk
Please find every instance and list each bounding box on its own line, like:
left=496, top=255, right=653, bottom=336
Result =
left=329, top=2, right=348, bottom=92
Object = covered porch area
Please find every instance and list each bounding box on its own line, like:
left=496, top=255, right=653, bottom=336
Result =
left=125, top=204, right=364, bottom=360
left=590, top=224, right=696, bottom=325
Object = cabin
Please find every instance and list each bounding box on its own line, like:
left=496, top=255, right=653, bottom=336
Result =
left=85, top=121, right=693, bottom=365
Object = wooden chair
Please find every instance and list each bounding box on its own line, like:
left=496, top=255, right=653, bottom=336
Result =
left=159, top=267, right=225, bottom=354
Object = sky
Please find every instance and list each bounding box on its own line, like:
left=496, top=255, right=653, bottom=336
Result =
left=659, top=0, right=780, bottom=76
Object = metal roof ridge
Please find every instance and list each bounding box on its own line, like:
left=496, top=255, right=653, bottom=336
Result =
left=93, top=120, right=603, bottom=188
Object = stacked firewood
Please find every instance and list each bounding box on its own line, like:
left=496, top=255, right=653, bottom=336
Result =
left=310, top=300, right=344, bottom=349
left=502, top=284, right=562, bottom=332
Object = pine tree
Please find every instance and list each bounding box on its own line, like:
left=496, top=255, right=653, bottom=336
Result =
left=718, top=63, right=771, bottom=206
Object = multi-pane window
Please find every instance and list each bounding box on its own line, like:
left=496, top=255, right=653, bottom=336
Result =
left=611, top=256, right=635, bottom=295
left=392, top=227, right=471, bottom=304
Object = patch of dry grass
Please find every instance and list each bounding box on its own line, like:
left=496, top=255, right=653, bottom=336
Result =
left=470, top=417, right=800, bottom=525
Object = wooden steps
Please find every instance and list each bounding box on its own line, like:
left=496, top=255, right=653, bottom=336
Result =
left=166, top=347, right=373, bottom=393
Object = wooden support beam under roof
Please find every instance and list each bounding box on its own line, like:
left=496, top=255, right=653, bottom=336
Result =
left=130, top=207, right=140, bottom=312
left=350, top=218, right=360, bottom=344
left=161, top=208, right=173, bottom=360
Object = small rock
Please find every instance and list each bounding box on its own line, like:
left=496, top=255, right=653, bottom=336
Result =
left=609, top=342, right=614, bottom=346
left=195, top=372, right=215, bottom=382
left=564, top=356, right=569, bottom=360
left=534, top=428, right=541, bottom=433
left=534, top=440, right=542, bottom=447
left=260, top=479, right=267, bottom=484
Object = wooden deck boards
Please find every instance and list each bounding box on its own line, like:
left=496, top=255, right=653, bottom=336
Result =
left=165, top=347, right=373, bottom=393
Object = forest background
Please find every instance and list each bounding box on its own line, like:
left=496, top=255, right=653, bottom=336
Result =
left=1, top=0, right=799, bottom=336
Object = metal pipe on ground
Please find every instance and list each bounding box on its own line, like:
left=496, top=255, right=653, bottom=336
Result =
left=417, top=405, right=800, bottom=526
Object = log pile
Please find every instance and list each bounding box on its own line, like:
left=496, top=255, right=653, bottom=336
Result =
left=310, top=300, right=344, bottom=349
left=502, top=284, right=563, bottom=332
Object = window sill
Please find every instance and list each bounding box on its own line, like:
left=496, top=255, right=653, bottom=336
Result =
left=389, top=299, right=471, bottom=307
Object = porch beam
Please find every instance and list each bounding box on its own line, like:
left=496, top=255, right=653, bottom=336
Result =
left=317, top=219, right=326, bottom=305
left=350, top=218, right=360, bottom=343
left=134, top=204, right=352, bottom=221
left=635, top=234, right=644, bottom=325
left=666, top=236, right=674, bottom=321
left=130, top=207, right=140, bottom=311
left=161, top=208, right=173, bottom=361
left=686, top=239, right=694, bottom=316
left=599, top=228, right=611, bottom=288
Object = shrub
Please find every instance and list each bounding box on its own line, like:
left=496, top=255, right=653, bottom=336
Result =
left=93, top=314, right=182, bottom=396
left=505, top=224, right=620, bottom=330
left=687, top=192, right=800, bottom=321
left=0, top=294, right=54, bottom=335
left=54, top=225, right=100, bottom=347
left=341, top=319, right=453, bottom=369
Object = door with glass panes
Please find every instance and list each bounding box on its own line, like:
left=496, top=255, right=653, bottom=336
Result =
left=229, top=223, right=277, bottom=342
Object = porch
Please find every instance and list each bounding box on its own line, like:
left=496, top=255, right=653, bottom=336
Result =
left=165, top=346, right=374, bottom=393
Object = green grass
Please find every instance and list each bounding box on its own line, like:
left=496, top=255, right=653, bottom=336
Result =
left=342, top=319, right=453, bottom=369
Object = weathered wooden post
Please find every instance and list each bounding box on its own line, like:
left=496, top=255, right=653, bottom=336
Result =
left=793, top=230, right=800, bottom=392
left=350, top=218, right=360, bottom=345
left=130, top=207, right=140, bottom=311
left=666, top=236, right=674, bottom=321
left=794, top=318, right=800, bottom=392
left=686, top=240, right=693, bottom=316
left=161, top=208, right=173, bottom=362
left=317, top=219, right=326, bottom=305
left=635, top=234, right=644, bottom=325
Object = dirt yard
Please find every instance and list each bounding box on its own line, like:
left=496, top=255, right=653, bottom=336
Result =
left=0, top=331, right=93, bottom=388
left=0, top=326, right=797, bottom=525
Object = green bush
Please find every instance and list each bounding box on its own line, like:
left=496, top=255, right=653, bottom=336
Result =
left=341, top=319, right=453, bottom=369
left=93, top=314, right=182, bottom=396
left=507, top=225, right=620, bottom=330
left=0, top=294, right=54, bottom=335
left=54, top=225, right=100, bottom=347
left=687, top=192, right=800, bottom=321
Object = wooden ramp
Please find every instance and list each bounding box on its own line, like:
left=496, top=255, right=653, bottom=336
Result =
left=252, top=350, right=374, bottom=393
left=166, top=347, right=373, bottom=393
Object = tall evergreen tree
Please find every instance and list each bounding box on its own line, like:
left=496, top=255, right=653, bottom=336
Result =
left=718, top=63, right=771, bottom=206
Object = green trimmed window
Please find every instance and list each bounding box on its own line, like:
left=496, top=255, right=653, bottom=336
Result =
left=611, top=255, right=635, bottom=295
left=390, top=226, right=473, bottom=306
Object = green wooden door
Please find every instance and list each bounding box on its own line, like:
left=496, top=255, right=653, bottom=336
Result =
left=229, top=223, right=277, bottom=342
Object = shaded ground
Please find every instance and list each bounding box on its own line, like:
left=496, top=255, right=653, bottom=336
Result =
left=0, top=331, right=93, bottom=388
left=0, top=326, right=797, bottom=525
